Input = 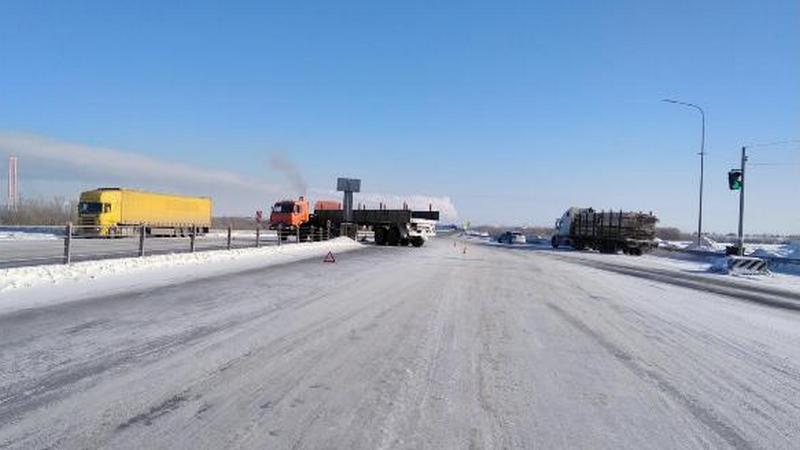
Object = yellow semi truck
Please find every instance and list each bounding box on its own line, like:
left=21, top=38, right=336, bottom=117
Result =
left=77, top=188, right=211, bottom=237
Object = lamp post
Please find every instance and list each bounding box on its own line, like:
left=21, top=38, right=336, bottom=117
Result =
left=663, top=99, right=705, bottom=246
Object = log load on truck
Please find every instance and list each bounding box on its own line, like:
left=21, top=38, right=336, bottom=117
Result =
left=551, top=207, right=658, bottom=255
left=268, top=196, right=439, bottom=247
left=77, top=188, right=211, bottom=237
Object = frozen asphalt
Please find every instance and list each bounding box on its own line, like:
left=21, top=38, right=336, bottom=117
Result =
left=1, top=238, right=799, bottom=449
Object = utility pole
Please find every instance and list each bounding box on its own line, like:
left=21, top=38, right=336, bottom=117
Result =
left=737, top=146, right=747, bottom=256
left=662, top=99, right=705, bottom=246
left=731, top=139, right=800, bottom=256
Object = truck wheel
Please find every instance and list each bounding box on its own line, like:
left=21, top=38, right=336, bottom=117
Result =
left=400, top=238, right=409, bottom=246
left=387, top=226, right=401, bottom=246
left=551, top=236, right=559, bottom=249
left=374, top=227, right=386, bottom=246
left=410, top=237, right=425, bottom=247
left=599, top=242, right=616, bottom=254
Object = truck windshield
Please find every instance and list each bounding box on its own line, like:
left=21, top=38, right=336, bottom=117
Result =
left=78, top=202, right=103, bottom=214
left=273, top=202, right=295, bottom=213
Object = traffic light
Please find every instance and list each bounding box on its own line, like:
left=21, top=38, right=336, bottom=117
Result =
left=728, top=169, right=743, bottom=190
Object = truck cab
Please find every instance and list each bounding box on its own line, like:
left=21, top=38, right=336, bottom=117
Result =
left=78, top=189, right=122, bottom=235
left=551, top=207, right=588, bottom=248
left=269, top=197, right=310, bottom=230
left=552, top=208, right=578, bottom=241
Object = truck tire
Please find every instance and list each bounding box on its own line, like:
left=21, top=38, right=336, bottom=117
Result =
left=551, top=236, right=560, bottom=248
left=400, top=238, right=409, bottom=246
left=374, top=227, right=387, bottom=246
left=599, top=242, right=617, bottom=254
left=410, top=236, right=425, bottom=247
left=387, top=226, right=401, bottom=246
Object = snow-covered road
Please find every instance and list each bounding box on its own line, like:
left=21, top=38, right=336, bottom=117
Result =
left=1, top=238, right=798, bottom=449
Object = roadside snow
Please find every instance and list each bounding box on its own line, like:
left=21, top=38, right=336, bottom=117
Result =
left=660, top=239, right=800, bottom=260
left=0, top=230, right=60, bottom=240
left=684, top=235, right=726, bottom=252
left=203, top=229, right=274, bottom=239
left=751, top=241, right=800, bottom=260
left=0, top=237, right=363, bottom=315
left=552, top=249, right=800, bottom=293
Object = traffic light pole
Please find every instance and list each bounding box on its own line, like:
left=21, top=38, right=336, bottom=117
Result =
left=737, top=146, right=747, bottom=256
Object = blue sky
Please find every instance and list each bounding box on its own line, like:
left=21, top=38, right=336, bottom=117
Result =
left=0, top=1, right=797, bottom=233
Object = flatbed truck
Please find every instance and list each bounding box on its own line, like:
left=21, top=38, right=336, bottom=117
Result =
left=268, top=197, right=438, bottom=247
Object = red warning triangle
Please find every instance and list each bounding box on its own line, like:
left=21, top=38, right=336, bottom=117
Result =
left=323, top=251, right=336, bottom=263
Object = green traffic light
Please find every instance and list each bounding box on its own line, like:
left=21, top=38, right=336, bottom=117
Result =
left=728, top=170, right=743, bottom=190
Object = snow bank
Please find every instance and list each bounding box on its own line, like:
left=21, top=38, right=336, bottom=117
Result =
left=751, top=241, right=800, bottom=260
left=0, top=230, right=60, bottom=241
left=685, top=235, right=725, bottom=252
left=0, top=238, right=363, bottom=315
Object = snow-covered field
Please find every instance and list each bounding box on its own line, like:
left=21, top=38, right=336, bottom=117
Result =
left=0, top=237, right=363, bottom=315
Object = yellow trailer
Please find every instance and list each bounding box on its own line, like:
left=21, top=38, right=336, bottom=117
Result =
left=77, top=188, right=211, bottom=237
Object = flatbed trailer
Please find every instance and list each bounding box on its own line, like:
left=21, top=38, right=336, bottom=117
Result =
left=311, top=209, right=439, bottom=247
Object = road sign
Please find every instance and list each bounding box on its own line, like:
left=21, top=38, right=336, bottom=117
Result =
left=323, top=251, right=336, bottom=263
left=336, top=178, right=361, bottom=192
left=255, top=210, right=263, bottom=223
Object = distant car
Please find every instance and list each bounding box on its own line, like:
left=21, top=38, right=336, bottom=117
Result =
left=497, top=231, right=527, bottom=244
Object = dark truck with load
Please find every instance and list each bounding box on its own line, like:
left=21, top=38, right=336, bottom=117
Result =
left=551, top=207, right=658, bottom=255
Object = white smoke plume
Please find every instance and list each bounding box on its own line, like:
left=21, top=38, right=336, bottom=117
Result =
left=0, top=131, right=458, bottom=220
left=268, top=154, right=308, bottom=196
left=0, top=132, right=278, bottom=193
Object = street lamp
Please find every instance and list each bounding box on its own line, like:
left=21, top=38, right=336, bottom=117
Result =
left=662, top=99, right=706, bottom=246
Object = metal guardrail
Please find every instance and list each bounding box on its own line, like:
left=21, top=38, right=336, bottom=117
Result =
left=0, top=223, right=338, bottom=269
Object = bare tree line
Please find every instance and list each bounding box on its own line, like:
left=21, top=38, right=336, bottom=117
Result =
left=0, top=196, right=77, bottom=225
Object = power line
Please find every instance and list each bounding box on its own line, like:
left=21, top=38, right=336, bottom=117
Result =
left=745, top=139, right=800, bottom=148
left=748, top=162, right=800, bottom=167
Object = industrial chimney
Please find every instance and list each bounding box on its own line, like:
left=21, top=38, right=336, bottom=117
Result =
left=7, top=155, right=17, bottom=211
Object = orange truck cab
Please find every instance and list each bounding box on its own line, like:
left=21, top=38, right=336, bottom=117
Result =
left=269, top=196, right=310, bottom=230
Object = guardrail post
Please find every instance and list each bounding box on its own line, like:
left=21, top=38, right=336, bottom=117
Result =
left=190, top=226, right=196, bottom=253
left=277, top=224, right=282, bottom=246
left=256, top=225, right=261, bottom=248
left=63, top=222, right=72, bottom=264
left=296, top=227, right=300, bottom=243
left=139, top=224, right=146, bottom=257
left=227, top=225, right=232, bottom=250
